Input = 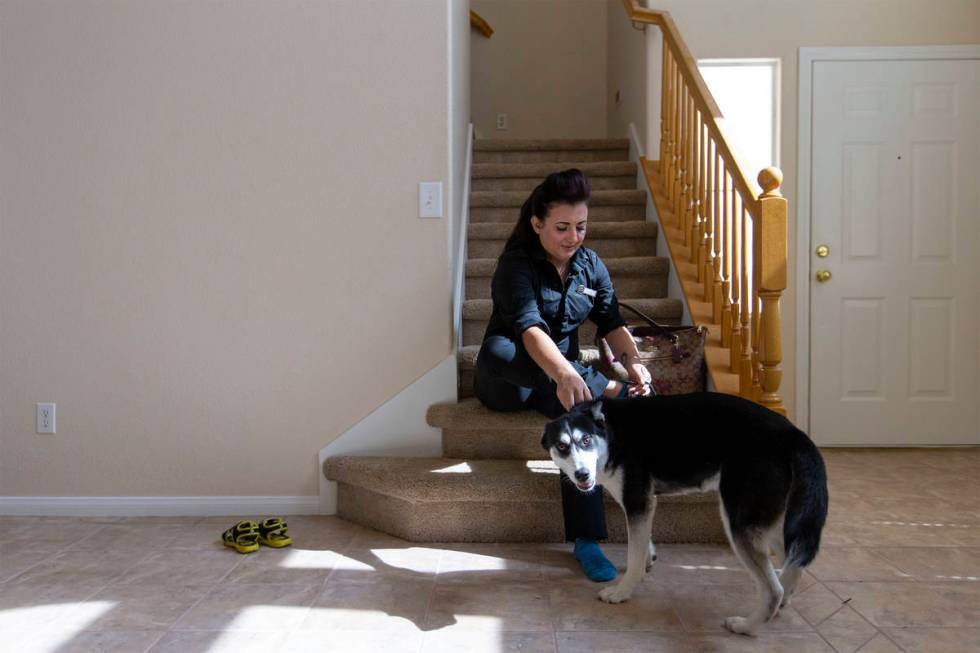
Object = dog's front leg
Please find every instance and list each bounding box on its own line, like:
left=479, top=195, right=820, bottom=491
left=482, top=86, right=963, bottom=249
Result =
left=599, top=502, right=656, bottom=604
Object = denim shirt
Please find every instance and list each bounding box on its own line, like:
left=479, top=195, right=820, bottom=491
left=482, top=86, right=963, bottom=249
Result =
left=483, top=245, right=626, bottom=361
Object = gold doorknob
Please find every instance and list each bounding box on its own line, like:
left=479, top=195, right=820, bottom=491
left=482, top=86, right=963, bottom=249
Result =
left=815, top=244, right=830, bottom=258
left=816, top=270, right=832, bottom=283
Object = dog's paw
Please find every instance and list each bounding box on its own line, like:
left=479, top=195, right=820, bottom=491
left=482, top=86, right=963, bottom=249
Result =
left=724, top=616, right=757, bottom=636
left=778, top=595, right=792, bottom=609
left=598, top=584, right=633, bottom=604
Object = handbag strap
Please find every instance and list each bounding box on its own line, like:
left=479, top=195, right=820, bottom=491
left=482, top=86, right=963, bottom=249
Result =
left=617, top=301, right=686, bottom=338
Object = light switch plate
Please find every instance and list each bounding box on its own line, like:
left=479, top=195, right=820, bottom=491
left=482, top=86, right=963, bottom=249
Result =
left=419, top=182, right=443, bottom=219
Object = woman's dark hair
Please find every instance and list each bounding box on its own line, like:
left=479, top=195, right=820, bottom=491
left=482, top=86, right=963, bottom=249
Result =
left=502, top=168, right=591, bottom=254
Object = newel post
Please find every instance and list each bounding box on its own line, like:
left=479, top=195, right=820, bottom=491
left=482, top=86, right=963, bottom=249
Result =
left=756, top=167, right=787, bottom=415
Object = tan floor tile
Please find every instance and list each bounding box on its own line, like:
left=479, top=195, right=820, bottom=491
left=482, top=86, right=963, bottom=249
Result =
left=823, top=519, right=963, bottom=547
left=642, top=545, right=754, bottom=588
left=285, top=630, right=425, bottom=653
left=222, top=546, right=338, bottom=586
left=826, top=581, right=980, bottom=628
left=0, top=549, right=57, bottom=582
left=61, top=583, right=209, bottom=631
left=75, top=523, right=182, bottom=551
left=555, top=631, right=689, bottom=653
left=436, top=543, right=566, bottom=583
left=873, top=546, right=980, bottom=582
left=6, top=629, right=165, bottom=653
left=790, top=581, right=850, bottom=626
left=815, top=606, right=879, bottom=653
left=301, top=578, right=434, bottom=633
left=425, top=581, right=553, bottom=632
left=171, top=582, right=319, bottom=631
left=0, top=582, right=104, bottom=632
left=149, top=630, right=288, bottom=653
left=665, top=583, right=812, bottom=633
left=556, top=631, right=836, bottom=653
left=882, top=627, right=980, bottom=653
left=328, top=544, right=442, bottom=583
left=807, top=547, right=913, bottom=582
left=855, top=633, right=905, bottom=653
left=1, top=521, right=107, bottom=550
left=110, top=548, right=243, bottom=587
left=6, top=549, right=150, bottom=587
left=549, top=579, right=684, bottom=632
left=422, top=630, right=556, bottom=653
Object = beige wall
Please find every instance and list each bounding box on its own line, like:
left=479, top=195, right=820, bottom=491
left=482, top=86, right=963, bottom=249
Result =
left=0, top=1, right=459, bottom=497
left=610, top=0, right=980, bottom=421
left=472, top=0, right=608, bottom=139
left=606, top=0, right=650, bottom=146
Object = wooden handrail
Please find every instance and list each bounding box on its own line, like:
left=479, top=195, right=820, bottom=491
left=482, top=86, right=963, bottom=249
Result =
left=622, top=0, right=787, bottom=414
left=621, top=1, right=759, bottom=211
left=470, top=10, right=493, bottom=38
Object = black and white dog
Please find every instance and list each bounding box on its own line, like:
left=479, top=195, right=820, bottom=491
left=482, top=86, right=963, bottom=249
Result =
left=541, top=393, right=828, bottom=636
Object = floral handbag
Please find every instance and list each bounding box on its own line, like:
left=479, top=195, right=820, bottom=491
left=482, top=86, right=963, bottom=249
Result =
left=596, top=301, right=707, bottom=395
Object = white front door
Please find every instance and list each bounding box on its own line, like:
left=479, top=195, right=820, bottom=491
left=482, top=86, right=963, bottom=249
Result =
left=809, top=56, right=979, bottom=446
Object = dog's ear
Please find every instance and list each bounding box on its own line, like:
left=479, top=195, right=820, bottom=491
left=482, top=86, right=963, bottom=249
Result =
left=590, top=398, right=605, bottom=425
left=540, top=430, right=549, bottom=452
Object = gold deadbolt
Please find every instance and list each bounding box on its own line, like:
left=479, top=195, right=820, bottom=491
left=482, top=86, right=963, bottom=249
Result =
left=815, top=244, right=830, bottom=258
left=816, top=270, right=832, bottom=283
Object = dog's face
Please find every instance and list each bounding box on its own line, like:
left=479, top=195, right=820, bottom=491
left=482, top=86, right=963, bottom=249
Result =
left=540, top=400, right=607, bottom=493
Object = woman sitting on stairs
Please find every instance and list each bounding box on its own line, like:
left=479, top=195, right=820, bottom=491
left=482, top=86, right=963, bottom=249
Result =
left=474, top=168, right=653, bottom=582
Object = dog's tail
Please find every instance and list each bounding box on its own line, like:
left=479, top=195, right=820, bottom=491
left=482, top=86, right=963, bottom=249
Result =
left=782, top=437, right=828, bottom=568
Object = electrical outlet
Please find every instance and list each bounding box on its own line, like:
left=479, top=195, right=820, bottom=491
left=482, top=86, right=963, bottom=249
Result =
left=37, top=403, right=56, bottom=434
left=496, top=113, right=508, bottom=130
left=419, top=182, right=443, bottom=219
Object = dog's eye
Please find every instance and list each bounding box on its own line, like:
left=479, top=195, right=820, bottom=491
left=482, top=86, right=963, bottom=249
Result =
left=556, top=442, right=569, bottom=453
left=581, top=436, right=591, bottom=448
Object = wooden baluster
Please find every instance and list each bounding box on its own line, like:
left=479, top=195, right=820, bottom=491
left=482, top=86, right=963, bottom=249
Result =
left=689, top=108, right=700, bottom=263
left=712, top=147, right=723, bottom=323
left=659, top=38, right=668, bottom=175
left=674, top=77, right=687, bottom=222
left=671, top=58, right=681, bottom=205
left=757, top=167, right=787, bottom=415
left=730, top=187, right=742, bottom=374
left=664, top=52, right=675, bottom=200
left=720, top=168, right=733, bottom=346
left=752, top=205, right=763, bottom=402
left=702, top=138, right=714, bottom=300
left=740, top=202, right=753, bottom=398
left=697, top=116, right=709, bottom=276
left=680, top=87, right=690, bottom=238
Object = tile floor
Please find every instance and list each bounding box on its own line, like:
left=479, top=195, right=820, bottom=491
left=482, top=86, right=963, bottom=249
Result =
left=1, top=449, right=978, bottom=652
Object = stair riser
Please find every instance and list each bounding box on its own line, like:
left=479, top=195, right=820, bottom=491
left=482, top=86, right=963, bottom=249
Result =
left=465, top=276, right=667, bottom=301
left=337, top=483, right=727, bottom=543
left=468, top=238, right=656, bottom=260
left=442, top=427, right=546, bottom=459
left=474, top=150, right=629, bottom=164
left=469, top=205, right=645, bottom=223
left=471, top=176, right=635, bottom=192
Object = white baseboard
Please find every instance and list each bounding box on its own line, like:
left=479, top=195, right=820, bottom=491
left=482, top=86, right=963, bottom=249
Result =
left=318, top=353, right=457, bottom=514
left=0, top=495, right=320, bottom=517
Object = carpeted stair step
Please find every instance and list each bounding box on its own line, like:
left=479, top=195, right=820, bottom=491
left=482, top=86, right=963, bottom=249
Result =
left=465, top=255, right=669, bottom=300
left=461, top=297, right=683, bottom=347
left=470, top=188, right=645, bottom=209
left=455, top=345, right=604, bottom=403
left=470, top=204, right=646, bottom=223
left=473, top=138, right=629, bottom=164
left=471, top=161, right=637, bottom=192
left=467, top=221, right=658, bottom=259
left=325, top=455, right=726, bottom=543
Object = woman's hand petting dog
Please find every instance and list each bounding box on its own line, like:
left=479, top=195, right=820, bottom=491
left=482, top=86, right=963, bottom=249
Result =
left=627, top=363, right=653, bottom=397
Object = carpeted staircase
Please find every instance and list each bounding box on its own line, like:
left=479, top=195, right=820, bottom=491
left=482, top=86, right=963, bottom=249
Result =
left=325, top=138, right=726, bottom=543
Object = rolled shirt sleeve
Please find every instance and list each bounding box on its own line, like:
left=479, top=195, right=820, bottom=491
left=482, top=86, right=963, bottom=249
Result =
left=492, top=255, right=551, bottom=338
left=588, top=254, right=627, bottom=338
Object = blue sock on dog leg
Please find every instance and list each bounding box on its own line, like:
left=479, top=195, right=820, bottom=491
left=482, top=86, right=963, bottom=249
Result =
left=574, top=538, right=616, bottom=582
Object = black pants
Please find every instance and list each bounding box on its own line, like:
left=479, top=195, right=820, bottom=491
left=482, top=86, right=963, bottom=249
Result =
left=474, top=334, right=610, bottom=542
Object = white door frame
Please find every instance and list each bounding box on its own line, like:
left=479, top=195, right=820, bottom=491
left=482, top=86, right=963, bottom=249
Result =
left=796, top=45, right=980, bottom=434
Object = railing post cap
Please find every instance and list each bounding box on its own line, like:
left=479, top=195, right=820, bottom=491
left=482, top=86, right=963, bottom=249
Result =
left=758, top=167, right=783, bottom=197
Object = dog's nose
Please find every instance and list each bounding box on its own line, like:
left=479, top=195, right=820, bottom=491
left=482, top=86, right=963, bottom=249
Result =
left=574, top=469, right=590, bottom=483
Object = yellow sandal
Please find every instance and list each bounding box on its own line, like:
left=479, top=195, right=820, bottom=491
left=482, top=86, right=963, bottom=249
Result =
left=257, top=517, right=292, bottom=548
left=222, top=520, right=261, bottom=554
